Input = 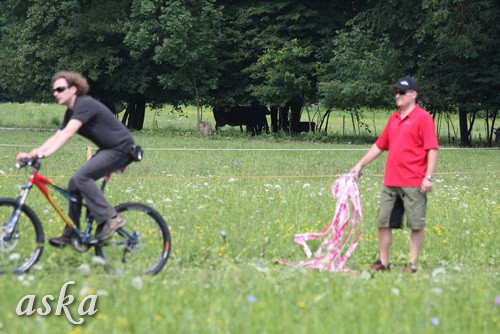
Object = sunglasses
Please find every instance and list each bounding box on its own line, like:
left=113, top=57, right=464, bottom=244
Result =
left=52, top=86, right=71, bottom=93
left=394, top=90, right=407, bottom=95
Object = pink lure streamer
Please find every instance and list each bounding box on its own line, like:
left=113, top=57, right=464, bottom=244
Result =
left=279, top=174, right=364, bottom=271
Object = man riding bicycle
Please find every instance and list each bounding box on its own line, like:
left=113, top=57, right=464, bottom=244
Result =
left=16, top=71, right=137, bottom=247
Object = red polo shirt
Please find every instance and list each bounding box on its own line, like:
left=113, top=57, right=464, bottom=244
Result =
left=375, top=104, right=439, bottom=187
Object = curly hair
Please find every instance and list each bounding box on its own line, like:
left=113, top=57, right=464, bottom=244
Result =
left=51, top=71, right=90, bottom=96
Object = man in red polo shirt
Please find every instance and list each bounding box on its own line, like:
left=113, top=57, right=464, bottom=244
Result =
left=350, top=76, right=439, bottom=273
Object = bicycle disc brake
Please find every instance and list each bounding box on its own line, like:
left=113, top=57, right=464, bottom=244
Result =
left=0, top=225, right=18, bottom=252
left=121, top=231, right=141, bottom=263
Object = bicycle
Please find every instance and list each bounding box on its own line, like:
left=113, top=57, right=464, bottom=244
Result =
left=0, top=158, right=171, bottom=275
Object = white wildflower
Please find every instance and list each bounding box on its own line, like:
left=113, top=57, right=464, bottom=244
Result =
left=78, top=264, right=91, bottom=275
left=431, top=267, right=446, bottom=279
left=96, top=290, right=109, bottom=296
left=79, top=284, right=90, bottom=296
left=92, top=256, right=107, bottom=265
left=9, top=253, right=21, bottom=261
left=132, top=276, right=143, bottom=290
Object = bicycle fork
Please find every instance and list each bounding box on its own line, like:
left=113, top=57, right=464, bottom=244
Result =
left=3, top=186, right=32, bottom=240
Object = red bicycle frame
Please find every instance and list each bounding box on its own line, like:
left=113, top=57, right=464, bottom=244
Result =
left=23, top=170, right=78, bottom=230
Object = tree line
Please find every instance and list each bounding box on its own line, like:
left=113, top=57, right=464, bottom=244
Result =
left=0, top=0, right=498, bottom=146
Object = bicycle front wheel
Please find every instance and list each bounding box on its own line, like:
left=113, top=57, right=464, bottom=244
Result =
left=95, top=202, right=171, bottom=275
left=0, top=198, right=44, bottom=275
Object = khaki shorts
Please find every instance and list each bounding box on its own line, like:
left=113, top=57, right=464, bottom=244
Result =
left=377, top=186, right=427, bottom=230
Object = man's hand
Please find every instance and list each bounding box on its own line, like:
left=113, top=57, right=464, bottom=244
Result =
left=16, top=148, right=45, bottom=162
left=349, top=165, right=363, bottom=179
left=16, top=152, right=34, bottom=162
left=420, top=178, right=433, bottom=194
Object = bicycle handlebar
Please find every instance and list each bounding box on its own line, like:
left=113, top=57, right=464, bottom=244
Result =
left=16, top=158, right=41, bottom=170
left=16, top=153, right=44, bottom=169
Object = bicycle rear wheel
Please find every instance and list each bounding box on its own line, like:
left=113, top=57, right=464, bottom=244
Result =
left=95, top=202, right=171, bottom=275
left=0, top=198, right=44, bottom=275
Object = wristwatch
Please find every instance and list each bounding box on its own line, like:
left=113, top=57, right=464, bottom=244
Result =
left=426, top=175, right=433, bottom=182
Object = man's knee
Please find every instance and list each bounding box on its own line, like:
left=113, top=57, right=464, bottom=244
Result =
left=68, top=173, right=89, bottom=190
left=68, top=176, right=78, bottom=190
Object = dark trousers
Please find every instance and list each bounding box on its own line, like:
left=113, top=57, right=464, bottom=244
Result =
left=66, top=148, right=131, bottom=230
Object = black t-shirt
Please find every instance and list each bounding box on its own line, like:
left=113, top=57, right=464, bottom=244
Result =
left=60, top=95, right=134, bottom=150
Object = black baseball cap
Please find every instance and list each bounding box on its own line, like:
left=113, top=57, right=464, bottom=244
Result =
left=392, top=76, right=419, bottom=92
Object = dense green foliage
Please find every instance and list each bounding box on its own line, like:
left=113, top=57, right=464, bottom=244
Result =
left=0, top=0, right=498, bottom=143
left=350, top=0, right=499, bottom=146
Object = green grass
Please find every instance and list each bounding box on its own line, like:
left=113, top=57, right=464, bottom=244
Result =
left=0, top=104, right=499, bottom=333
left=0, top=102, right=496, bottom=145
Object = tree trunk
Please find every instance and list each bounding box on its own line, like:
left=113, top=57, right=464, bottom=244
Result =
left=278, top=103, right=289, bottom=132
left=289, top=96, right=303, bottom=134
left=270, top=106, right=279, bottom=133
left=124, top=98, right=146, bottom=131
left=318, top=108, right=332, bottom=134
left=458, top=105, right=471, bottom=147
left=486, top=107, right=499, bottom=146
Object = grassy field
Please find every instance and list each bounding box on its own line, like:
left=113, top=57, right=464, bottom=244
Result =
left=0, top=103, right=498, bottom=333
left=0, top=101, right=496, bottom=145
